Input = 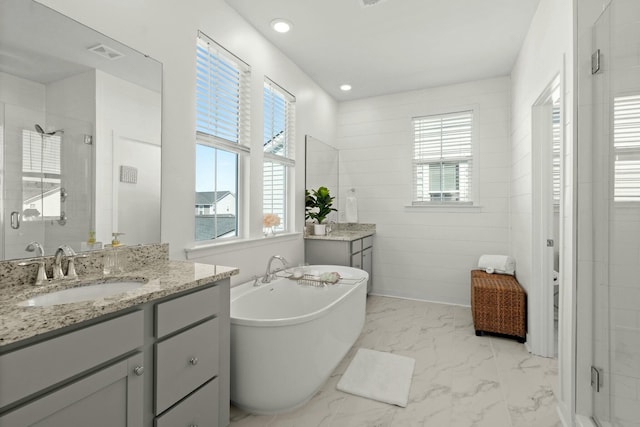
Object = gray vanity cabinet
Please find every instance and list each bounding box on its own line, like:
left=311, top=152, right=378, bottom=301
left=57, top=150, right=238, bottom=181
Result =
left=0, top=279, right=231, bottom=427
left=0, top=311, right=145, bottom=426
left=305, top=235, right=373, bottom=293
left=153, top=285, right=226, bottom=426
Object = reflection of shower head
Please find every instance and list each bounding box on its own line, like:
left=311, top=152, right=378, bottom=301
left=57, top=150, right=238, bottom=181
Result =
left=34, top=124, right=64, bottom=135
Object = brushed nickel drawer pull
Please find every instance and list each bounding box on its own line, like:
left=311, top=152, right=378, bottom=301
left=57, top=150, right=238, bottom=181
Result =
left=189, top=357, right=199, bottom=366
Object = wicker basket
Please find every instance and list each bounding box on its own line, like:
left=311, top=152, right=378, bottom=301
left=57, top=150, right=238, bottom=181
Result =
left=470, top=269, right=526, bottom=343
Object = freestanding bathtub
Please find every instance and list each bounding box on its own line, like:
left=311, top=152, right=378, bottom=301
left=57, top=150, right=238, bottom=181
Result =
left=230, top=265, right=368, bottom=414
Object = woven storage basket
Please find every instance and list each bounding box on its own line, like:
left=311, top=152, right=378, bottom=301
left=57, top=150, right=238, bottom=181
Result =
left=471, top=269, right=526, bottom=342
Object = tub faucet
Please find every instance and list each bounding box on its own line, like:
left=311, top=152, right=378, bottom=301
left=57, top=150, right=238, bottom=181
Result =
left=262, top=255, right=288, bottom=284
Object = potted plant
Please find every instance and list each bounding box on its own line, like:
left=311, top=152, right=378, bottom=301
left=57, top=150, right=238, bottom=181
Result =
left=306, top=186, right=337, bottom=235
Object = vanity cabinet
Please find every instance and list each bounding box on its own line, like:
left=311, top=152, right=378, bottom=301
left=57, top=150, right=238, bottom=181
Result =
left=0, top=280, right=230, bottom=427
left=0, top=311, right=145, bottom=426
left=153, top=285, right=226, bottom=426
left=305, top=235, right=373, bottom=293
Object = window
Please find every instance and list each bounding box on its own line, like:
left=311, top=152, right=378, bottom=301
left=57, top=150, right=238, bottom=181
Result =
left=412, top=111, right=473, bottom=203
left=614, top=94, right=640, bottom=202
left=552, top=104, right=561, bottom=206
left=263, top=78, right=295, bottom=232
left=195, top=32, right=250, bottom=241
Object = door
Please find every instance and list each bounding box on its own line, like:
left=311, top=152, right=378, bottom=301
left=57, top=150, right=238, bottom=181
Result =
left=532, top=76, right=561, bottom=358
left=0, top=353, right=144, bottom=427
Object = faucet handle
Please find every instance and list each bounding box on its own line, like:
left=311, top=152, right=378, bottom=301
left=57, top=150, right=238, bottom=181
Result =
left=65, top=253, right=88, bottom=280
left=18, top=259, right=49, bottom=285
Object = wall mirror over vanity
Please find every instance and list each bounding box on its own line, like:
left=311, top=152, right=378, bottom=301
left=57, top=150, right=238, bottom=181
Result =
left=304, top=135, right=374, bottom=292
left=0, top=0, right=162, bottom=261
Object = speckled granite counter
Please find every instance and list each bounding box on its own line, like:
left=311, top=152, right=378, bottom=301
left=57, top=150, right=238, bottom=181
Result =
left=0, top=245, right=238, bottom=348
left=304, top=223, right=375, bottom=242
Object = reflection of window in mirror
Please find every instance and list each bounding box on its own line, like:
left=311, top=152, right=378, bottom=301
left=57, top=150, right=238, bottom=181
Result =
left=21, top=130, right=61, bottom=221
left=263, top=78, right=295, bottom=233
left=613, top=94, right=640, bottom=202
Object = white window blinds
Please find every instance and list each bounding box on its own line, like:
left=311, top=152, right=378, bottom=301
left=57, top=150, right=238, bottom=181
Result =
left=614, top=94, right=640, bottom=202
left=552, top=106, right=561, bottom=205
left=412, top=111, right=473, bottom=203
left=196, top=31, right=250, bottom=151
left=263, top=78, right=295, bottom=231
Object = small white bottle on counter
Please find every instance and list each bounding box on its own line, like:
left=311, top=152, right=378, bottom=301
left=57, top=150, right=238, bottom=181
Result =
left=345, top=188, right=358, bottom=223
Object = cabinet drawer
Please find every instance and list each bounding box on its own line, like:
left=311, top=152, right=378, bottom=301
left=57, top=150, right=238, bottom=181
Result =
left=362, top=235, right=373, bottom=249
left=156, top=285, right=219, bottom=338
left=155, top=318, right=219, bottom=415
left=0, top=310, right=143, bottom=409
left=351, top=239, right=362, bottom=253
left=155, top=378, right=219, bottom=427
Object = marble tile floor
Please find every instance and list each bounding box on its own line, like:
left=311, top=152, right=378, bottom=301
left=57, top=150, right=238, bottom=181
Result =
left=230, top=295, right=561, bottom=427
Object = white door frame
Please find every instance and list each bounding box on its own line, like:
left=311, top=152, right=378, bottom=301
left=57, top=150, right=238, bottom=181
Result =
left=531, top=75, right=561, bottom=358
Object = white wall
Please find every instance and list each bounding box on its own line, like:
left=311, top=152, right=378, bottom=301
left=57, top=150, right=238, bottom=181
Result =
left=336, top=77, right=511, bottom=305
left=38, top=0, right=338, bottom=285
left=95, top=70, right=161, bottom=246
left=509, top=0, right=573, bottom=421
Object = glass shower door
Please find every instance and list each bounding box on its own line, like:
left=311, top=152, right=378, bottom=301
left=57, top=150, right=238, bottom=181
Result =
left=592, top=1, right=640, bottom=425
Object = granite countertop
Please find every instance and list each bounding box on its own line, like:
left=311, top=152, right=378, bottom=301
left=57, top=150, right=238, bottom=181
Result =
left=304, top=230, right=375, bottom=242
left=304, top=223, right=376, bottom=242
left=0, top=260, right=239, bottom=348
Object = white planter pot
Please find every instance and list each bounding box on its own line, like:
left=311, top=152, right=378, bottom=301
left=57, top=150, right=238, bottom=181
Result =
left=313, top=224, right=326, bottom=236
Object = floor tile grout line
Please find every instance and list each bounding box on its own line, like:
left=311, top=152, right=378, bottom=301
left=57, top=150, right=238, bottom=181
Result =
left=490, top=337, right=516, bottom=427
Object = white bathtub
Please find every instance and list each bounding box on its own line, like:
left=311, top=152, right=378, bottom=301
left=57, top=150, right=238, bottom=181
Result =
left=230, top=265, right=368, bottom=414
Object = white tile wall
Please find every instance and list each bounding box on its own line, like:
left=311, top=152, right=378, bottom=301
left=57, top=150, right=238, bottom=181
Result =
left=336, top=77, right=511, bottom=305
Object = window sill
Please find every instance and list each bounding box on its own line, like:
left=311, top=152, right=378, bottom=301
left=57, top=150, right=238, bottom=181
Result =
left=184, top=232, right=302, bottom=260
left=404, top=204, right=483, bottom=213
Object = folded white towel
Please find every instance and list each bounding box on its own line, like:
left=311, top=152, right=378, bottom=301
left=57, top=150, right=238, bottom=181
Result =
left=478, top=254, right=516, bottom=275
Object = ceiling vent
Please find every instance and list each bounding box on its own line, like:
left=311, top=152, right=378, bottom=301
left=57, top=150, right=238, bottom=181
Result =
left=88, top=44, right=124, bottom=60
left=359, top=0, right=389, bottom=7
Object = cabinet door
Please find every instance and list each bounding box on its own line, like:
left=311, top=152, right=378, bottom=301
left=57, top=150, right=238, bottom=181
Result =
left=0, top=353, right=143, bottom=427
left=351, top=253, right=362, bottom=269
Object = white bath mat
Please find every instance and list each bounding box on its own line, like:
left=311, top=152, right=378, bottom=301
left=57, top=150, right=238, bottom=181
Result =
left=337, top=348, right=415, bottom=407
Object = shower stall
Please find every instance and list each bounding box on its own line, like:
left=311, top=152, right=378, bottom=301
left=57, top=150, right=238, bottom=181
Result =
left=579, top=0, right=640, bottom=425
left=0, top=87, right=93, bottom=259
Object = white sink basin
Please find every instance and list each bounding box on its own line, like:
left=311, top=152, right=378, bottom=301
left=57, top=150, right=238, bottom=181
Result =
left=18, top=280, right=146, bottom=307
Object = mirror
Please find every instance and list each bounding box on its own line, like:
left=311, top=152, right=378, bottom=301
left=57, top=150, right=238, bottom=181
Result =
left=305, top=135, right=339, bottom=222
left=0, top=0, right=162, bottom=259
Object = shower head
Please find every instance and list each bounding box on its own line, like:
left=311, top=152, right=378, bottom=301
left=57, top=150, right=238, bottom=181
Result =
left=34, top=124, right=64, bottom=135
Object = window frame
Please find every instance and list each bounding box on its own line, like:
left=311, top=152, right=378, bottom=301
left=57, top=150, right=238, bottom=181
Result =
left=194, top=31, right=251, bottom=243
left=263, top=77, right=295, bottom=233
left=411, top=109, right=477, bottom=206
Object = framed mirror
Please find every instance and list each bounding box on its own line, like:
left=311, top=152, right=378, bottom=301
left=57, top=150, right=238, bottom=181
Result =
left=0, top=0, right=162, bottom=259
left=305, top=135, right=339, bottom=222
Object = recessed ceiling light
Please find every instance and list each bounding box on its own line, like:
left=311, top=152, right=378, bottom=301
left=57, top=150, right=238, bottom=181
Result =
left=271, top=19, right=292, bottom=33
left=340, top=84, right=352, bottom=91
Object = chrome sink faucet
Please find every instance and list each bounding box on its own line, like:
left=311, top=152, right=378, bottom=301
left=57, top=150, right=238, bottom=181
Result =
left=262, top=255, right=288, bottom=284
left=18, top=241, right=49, bottom=285
left=53, top=245, right=81, bottom=280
